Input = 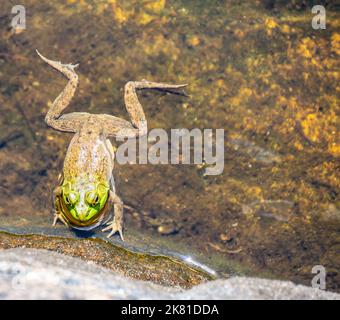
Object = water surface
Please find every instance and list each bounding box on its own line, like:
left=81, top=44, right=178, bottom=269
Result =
left=0, top=1, right=339, bottom=291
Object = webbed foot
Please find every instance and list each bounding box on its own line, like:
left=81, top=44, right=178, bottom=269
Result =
left=102, top=217, right=124, bottom=241
left=52, top=211, right=68, bottom=227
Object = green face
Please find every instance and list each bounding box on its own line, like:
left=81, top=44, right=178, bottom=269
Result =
left=61, top=181, right=109, bottom=222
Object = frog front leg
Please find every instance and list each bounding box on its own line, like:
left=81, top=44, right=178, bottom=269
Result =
left=102, top=191, right=124, bottom=240
left=52, top=186, right=69, bottom=227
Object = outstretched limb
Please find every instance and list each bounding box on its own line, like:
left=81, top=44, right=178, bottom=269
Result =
left=101, top=80, right=188, bottom=138
left=36, top=50, right=85, bottom=132
left=102, top=191, right=124, bottom=240
left=124, top=80, right=188, bottom=129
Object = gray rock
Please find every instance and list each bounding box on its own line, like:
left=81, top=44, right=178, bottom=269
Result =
left=178, top=277, right=340, bottom=300
left=0, top=248, right=177, bottom=299
left=0, top=248, right=338, bottom=300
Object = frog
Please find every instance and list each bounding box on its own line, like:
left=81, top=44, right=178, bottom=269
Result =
left=36, top=50, right=187, bottom=240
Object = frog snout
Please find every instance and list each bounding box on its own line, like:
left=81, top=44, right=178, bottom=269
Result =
left=75, top=203, right=90, bottom=221
left=77, top=211, right=90, bottom=221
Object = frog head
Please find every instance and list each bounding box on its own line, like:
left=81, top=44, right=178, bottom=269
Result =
left=61, top=180, right=109, bottom=223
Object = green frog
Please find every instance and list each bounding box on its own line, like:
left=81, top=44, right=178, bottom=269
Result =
left=37, top=50, right=187, bottom=240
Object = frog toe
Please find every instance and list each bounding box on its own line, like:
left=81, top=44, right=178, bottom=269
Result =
left=52, top=212, right=68, bottom=227
left=102, top=220, right=124, bottom=241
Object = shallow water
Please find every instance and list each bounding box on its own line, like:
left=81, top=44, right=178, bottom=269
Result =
left=0, top=1, right=339, bottom=291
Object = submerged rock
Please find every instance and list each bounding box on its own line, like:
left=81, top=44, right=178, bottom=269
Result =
left=0, top=248, right=338, bottom=300
left=0, top=232, right=212, bottom=289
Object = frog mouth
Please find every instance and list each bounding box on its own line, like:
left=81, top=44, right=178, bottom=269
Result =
left=56, top=195, right=110, bottom=229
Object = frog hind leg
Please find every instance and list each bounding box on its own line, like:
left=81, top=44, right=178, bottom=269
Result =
left=99, top=80, right=188, bottom=138
left=124, top=80, right=188, bottom=128
left=36, top=50, right=87, bottom=133
left=102, top=191, right=124, bottom=241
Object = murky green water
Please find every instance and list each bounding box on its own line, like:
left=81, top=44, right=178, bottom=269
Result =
left=0, top=1, right=339, bottom=291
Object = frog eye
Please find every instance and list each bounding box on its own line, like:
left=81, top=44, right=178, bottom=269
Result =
left=63, top=192, right=78, bottom=205
left=85, top=191, right=99, bottom=206
left=65, top=196, right=71, bottom=205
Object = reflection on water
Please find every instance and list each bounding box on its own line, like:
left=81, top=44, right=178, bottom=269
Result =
left=0, top=1, right=339, bottom=291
